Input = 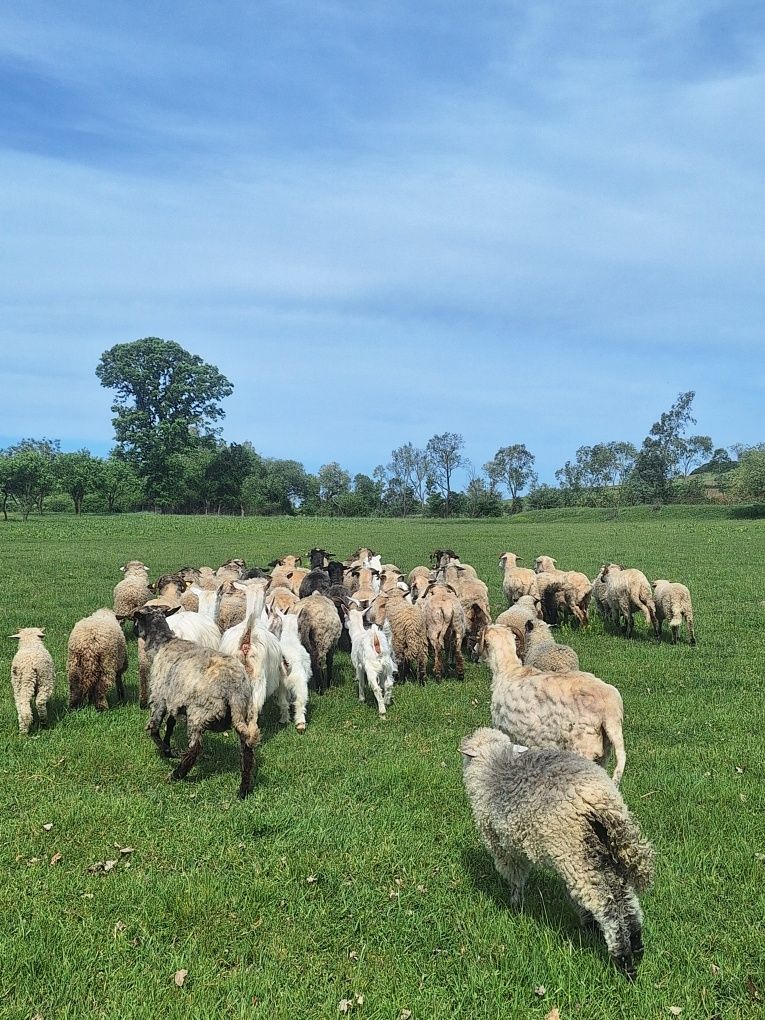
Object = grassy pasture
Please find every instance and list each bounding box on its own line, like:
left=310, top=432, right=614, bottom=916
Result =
left=0, top=511, right=763, bottom=1020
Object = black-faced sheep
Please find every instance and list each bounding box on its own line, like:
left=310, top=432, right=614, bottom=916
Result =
left=133, top=606, right=260, bottom=799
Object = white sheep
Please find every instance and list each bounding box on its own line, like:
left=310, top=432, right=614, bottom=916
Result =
left=652, top=580, right=696, bottom=645
left=499, top=552, right=539, bottom=606
left=480, top=623, right=626, bottom=784
left=460, top=727, right=654, bottom=980
left=600, top=564, right=658, bottom=638
left=10, top=628, right=55, bottom=733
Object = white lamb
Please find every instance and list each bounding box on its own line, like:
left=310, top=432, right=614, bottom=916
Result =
left=10, top=628, right=55, bottom=733
left=273, top=610, right=312, bottom=732
left=345, top=606, right=395, bottom=717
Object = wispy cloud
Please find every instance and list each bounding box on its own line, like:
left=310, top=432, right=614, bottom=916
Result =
left=1, top=1, right=763, bottom=481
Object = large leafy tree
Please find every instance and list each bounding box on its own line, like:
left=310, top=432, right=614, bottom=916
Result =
left=485, top=444, right=536, bottom=512
left=55, top=450, right=100, bottom=514
left=631, top=391, right=699, bottom=501
left=426, top=432, right=464, bottom=517
left=96, top=338, right=233, bottom=502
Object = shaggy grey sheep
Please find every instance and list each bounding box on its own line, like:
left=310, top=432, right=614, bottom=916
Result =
left=133, top=606, right=260, bottom=798
left=113, top=561, right=152, bottom=621
left=460, top=727, right=654, bottom=980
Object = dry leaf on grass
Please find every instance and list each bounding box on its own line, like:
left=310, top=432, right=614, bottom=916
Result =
left=745, top=976, right=761, bottom=1001
left=49, top=852, right=62, bottom=866
left=399, top=1011, right=412, bottom=1020
left=113, top=921, right=126, bottom=937
left=338, top=999, right=352, bottom=1014
left=88, top=860, right=118, bottom=874
left=545, top=1009, right=561, bottom=1020
left=306, top=874, right=318, bottom=884
left=534, top=985, right=546, bottom=997
left=668, top=1008, right=682, bottom=1017
left=42, top=823, right=53, bottom=831
left=174, top=969, right=188, bottom=987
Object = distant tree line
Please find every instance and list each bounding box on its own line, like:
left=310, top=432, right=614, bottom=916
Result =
left=1, top=339, right=763, bottom=518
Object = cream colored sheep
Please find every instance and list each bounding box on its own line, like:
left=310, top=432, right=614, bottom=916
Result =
left=496, top=594, right=541, bottom=631
left=420, top=582, right=466, bottom=680
left=289, top=592, right=342, bottom=693
left=67, top=609, right=128, bottom=711
left=479, top=623, right=626, bottom=784
left=113, top=561, right=152, bottom=621
left=460, top=727, right=654, bottom=980
left=499, top=552, right=539, bottom=607
left=374, top=589, right=428, bottom=683
left=265, top=586, right=300, bottom=615
left=652, top=580, right=696, bottom=644
left=10, top=628, right=55, bottom=733
left=600, top=564, right=658, bottom=638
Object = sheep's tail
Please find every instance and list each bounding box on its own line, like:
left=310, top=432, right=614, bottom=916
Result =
left=603, top=714, right=626, bottom=786
left=586, top=807, right=655, bottom=893
left=68, top=639, right=103, bottom=690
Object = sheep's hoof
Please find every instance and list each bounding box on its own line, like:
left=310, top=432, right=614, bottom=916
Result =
left=295, top=722, right=306, bottom=733
left=164, top=748, right=181, bottom=759
left=168, top=769, right=182, bottom=783
left=139, top=700, right=148, bottom=710
left=237, top=786, right=250, bottom=800
left=613, top=954, right=637, bottom=982
left=378, top=713, right=387, bottom=720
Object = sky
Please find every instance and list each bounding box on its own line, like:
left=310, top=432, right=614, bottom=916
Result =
left=1, top=0, right=764, bottom=486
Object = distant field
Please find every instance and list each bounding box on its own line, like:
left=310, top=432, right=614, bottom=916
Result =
left=1, top=511, right=763, bottom=1019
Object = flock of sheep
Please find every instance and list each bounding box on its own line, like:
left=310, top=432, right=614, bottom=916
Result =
left=8, top=544, right=697, bottom=982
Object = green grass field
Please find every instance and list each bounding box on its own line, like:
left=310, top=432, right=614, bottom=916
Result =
left=1, top=511, right=763, bottom=1019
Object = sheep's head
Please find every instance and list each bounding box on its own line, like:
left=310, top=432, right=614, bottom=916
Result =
left=459, top=727, right=510, bottom=763
left=131, top=604, right=178, bottom=640
left=534, top=555, right=557, bottom=573
left=9, top=627, right=46, bottom=641
left=499, top=552, right=520, bottom=570
left=479, top=623, right=524, bottom=664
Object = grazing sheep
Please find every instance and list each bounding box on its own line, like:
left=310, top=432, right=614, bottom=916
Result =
left=113, top=561, right=152, bottom=621
left=308, top=548, right=335, bottom=568
left=408, top=567, right=434, bottom=603
left=326, top=561, right=347, bottom=585
left=345, top=606, right=395, bottom=716
left=533, top=558, right=591, bottom=626
left=496, top=594, right=541, bottom=631
left=600, top=564, right=658, bottom=638
left=652, top=580, right=696, bottom=644
left=523, top=618, right=580, bottom=672
left=287, top=568, right=310, bottom=596
left=290, top=592, right=342, bottom=694
left=374, top=589, right=428, bottom=684
left=10, top=628, right=55, bottom=733
left=420, top=582, right=466, bottom=680
left=460, top=727, right=654, bottom=980
left=133, top=607, right=260, bottom=799
left=269, top=555, right=303, bottom=571
left=67, top=609, right=128, bottom=711
left=215, top=558, right=247, bottom=581
left=265, top=586, right=300, bottom=616
left=480, top=623, right=626, bottom=784
left=499, top=552, right=539, bottom=606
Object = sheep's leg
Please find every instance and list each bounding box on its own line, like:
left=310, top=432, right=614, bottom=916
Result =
left=671, top=624, right=679, bottom=644
left=432, top=641, right=443, bottom=680
left=290, top=678, right=308, bottom=733
left=356, top=664, right=366, bottom=703
left=687, top=615, right=696, bottom=645
left=34, top=686, right=50, bottom=727
left=148, top=704, right=175, bottom=757
left=640, top=600, right=658, bottom=637
left=68, top=671, right=84, bottom=709
left=367, top=673, right=387, bottom=717
left=170, top=735, right=203, bottom=782
left=237, top=735, right=255, bottom=800
left=656, top=617, right=663, bottom=639
left=276, top=682, right=291, bottom=725
left=454, top=640, right=465, bottom=680
left=324, top=648, right=334, bottom=689
left=624, top=609, right=633, bottom=638
left=116, top=666, right=126, bottom=703
left=138, top=637, right=149, bottom=709
left=417, top=652, right=426, bottom=685
left=14, top=687, right=33, bottom=734
left=491, top=852, right=529, bottom=908
left=162, top=716, right=179, bottom=757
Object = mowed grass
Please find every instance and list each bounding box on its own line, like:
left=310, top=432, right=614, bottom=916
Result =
left=0, top=511, right=763, bottom=1020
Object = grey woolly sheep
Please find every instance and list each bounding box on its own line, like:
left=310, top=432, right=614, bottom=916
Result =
left=480, top=623, right=626, bottom=784
left=460, top=727, right=654, bottom=980
left=590, top=570, right=610, bottom=622
left=10, top=627, right=55, bottom=733
left=522, top=618, right=580, bottom=672
left=67, top=609, right=128, bottom=711
left=133, top=606, right=261, bottom=798
left=113, top=561, right=152, bottom=621
left=289, top=592, right=342, bottom=694
left=652, top=580, right=696, bottom=644
left=600, top=564, right=658, bottom=638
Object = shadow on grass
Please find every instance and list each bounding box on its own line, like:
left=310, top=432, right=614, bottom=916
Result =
left=461, top=846, right=609, bottom=968
left=729, top=503, right=765, bottom=519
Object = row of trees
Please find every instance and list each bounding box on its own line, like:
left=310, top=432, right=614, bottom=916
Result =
left=2, top=339, right=763, bottom=518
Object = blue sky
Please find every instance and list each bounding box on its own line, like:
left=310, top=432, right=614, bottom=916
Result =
left=1, top=1, right=763, bottom=485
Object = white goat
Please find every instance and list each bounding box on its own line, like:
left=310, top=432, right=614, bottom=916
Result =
left=274, top=611, right=312, bottom=732
left=345, top=606, right=395, bottom=717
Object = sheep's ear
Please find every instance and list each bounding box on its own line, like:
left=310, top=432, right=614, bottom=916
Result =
left=286, top=571, right=294, bottom=579
left=371, top=628, right=381, bottom=654
left=499, top=554, right=507, bottom=567
left=445, top=584, right=458, bottom=595
left=525, top=619, right=534, bottom=632
left=9, top=633, right=21, bottom=640
left=458, top=737, right=479, bottom=758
